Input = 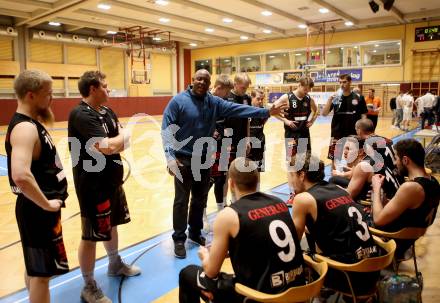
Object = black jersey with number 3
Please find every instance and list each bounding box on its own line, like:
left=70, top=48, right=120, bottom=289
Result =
left=284, top=92, right=312, bottom=137
left=306, top=181, right=379, bottom=263
left=5, top=113, right=68, bottom=201
left=229, top=192, right=305, bottom=294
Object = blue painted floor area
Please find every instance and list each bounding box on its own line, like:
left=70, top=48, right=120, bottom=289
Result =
left=0, top=155, right=7, bottom=176
left=0, top=127, right=421, bottom=303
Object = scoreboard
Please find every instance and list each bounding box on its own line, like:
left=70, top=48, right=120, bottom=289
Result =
left=415, top=25, right=440, bottom=42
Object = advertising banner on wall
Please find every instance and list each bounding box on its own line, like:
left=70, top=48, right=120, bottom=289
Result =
left=310, top=69, right=362, bottom=83
left=256, top=73, right=284, bottom=85
left=283, top=71, right=305, bottom=84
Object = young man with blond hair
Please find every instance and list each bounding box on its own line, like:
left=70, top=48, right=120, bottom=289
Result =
left=276, top=77, right=318, bottom=202
left=5, top=70, right=69, bottom=303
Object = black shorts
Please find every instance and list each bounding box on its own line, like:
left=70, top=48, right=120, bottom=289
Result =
left=80, top=185, right=131, bottom=241
left=16, top=195, right=69, bottom=277
left=284, top=130, right=311, bottom=160
left=327, top=137, right=345, bottom=160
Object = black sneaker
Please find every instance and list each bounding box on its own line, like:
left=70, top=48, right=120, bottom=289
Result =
left=188, top=235, right=206, bottom=246
left=174, top=242, right=186, bottom=259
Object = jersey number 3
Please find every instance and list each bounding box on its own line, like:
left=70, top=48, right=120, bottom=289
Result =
left=269, top=220, right=296, bottom=263
left=348, top=206, right=370, bottom=242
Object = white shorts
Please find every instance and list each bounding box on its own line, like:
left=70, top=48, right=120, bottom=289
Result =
left=403, top=110, right=412, bottom=121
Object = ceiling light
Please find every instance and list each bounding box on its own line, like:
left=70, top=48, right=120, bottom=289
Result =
left=97, top=3, right=111, bottom=10
left=107, top=30, right=117, bottom=34
left=295, top=53, right=301, bottom=56
left=224, top=59, right=230, bottom=62
left=155, top=0, right=169, bottom=5
left=261, top=10, right=272, bottom=16
left=373, top=50, right=377, bottom=53
left=319, top=8, right=329, bottom=14
left=152, top=37, right=162, bottom=41
left=369, top=0, right=379, bottom=13
left=298, top=24, right=307, bottom=29
left=345, top=21, right=354, bottom=27
left=159, top=18, right=170, bottom=23
left=269, top=55, right=275, bottom=58
left=262, top=29, right=272, bottom=34
left=354, top=46, right=358, bottom=49
left=240, top=35, right=249, bottom=40
left=340, top=47, right=344, bottom=50
left=222, top=18, right=233, bottom=23
left=189, top=43, right=197, bottom=47
left=48, top=21, right=61, bottom=26
left=375, top=44, right=379, bottom=47
left=201, top=63, right=204, bottom=65
left=327, top=51, right=331, bottom=54
left=205, top=28, right=214, bottom=32
left=246, top=57, right=252, bottom=61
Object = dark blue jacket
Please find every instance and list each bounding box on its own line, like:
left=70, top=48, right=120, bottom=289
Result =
left=161, top=88, right=269, bottom=161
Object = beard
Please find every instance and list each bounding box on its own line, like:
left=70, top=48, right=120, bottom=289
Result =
left=37, top=107, right=55, bottom=126
left=397, top=164, right=408, bottom=177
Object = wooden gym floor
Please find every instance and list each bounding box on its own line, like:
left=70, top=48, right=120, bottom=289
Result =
left=0, top=114, right=438, bottom=302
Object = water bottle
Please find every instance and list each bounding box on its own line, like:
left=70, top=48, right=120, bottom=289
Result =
left=332, top=88, right=343, bottom=105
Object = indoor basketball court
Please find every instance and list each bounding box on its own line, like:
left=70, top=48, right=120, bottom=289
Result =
left=0, top=0, right=439, bottom=302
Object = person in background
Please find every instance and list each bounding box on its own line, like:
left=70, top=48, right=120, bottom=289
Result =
left=416, top=90, right=436, bottom=129
left=365, top=88, right=382, bottom=131
left=390, top=94, right=397, bottom=127
left=322, top=74, right=367, bottom=169
left=203, top=75, right=234, bottom=232
left=276, top=77, right=318, bottom=204
left=394, top=91, right=404, bottom=129
left=401, top=90, right=414, bottom=131
left=248, top=88, right=268, bottom=176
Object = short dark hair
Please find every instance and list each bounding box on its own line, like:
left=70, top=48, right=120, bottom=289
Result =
left=78, top=71, right=106, bottom=98
left=394, top=139, right=425, bottom=168
left=339, top=74, right=352, bottom=82
left=369, top=88, right=375, bottom=93
left=355, top=118, right=375, bottom=134
left=229, top=158, right=259, bottom=191
left=290, top=153, right=325, bottom=183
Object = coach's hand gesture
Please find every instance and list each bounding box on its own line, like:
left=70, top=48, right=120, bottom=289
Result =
left=268, top=97, right=288, bottom=116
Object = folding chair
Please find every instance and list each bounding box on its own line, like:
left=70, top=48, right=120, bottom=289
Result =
left=313, top=236, right=396, bottom=303
left=369, top=226, right=427, bottom=287
left=234, top=254, right=328, bottom=303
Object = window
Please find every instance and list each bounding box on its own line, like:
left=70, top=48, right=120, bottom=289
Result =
left=293, top=51, right=307, bottom=69
left=309, top=50, right=323, bottom=65
left=343, top=46, right=360, bottom=67
left=195, top=59, right=212, bottom=73
left=239, top=55, right=261, bottom=72
left=362, top=42, right=400, bottom=66
left=266, top=52, right=290, bottom=71
left=216, top=57, right=236, bottom=74
left=326, top=48, right=343, bottom=67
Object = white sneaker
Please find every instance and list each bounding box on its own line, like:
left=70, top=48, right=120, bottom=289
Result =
left=107, top=256, right=141, bottom=277
left=81, top=281, right=112, bottom=303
